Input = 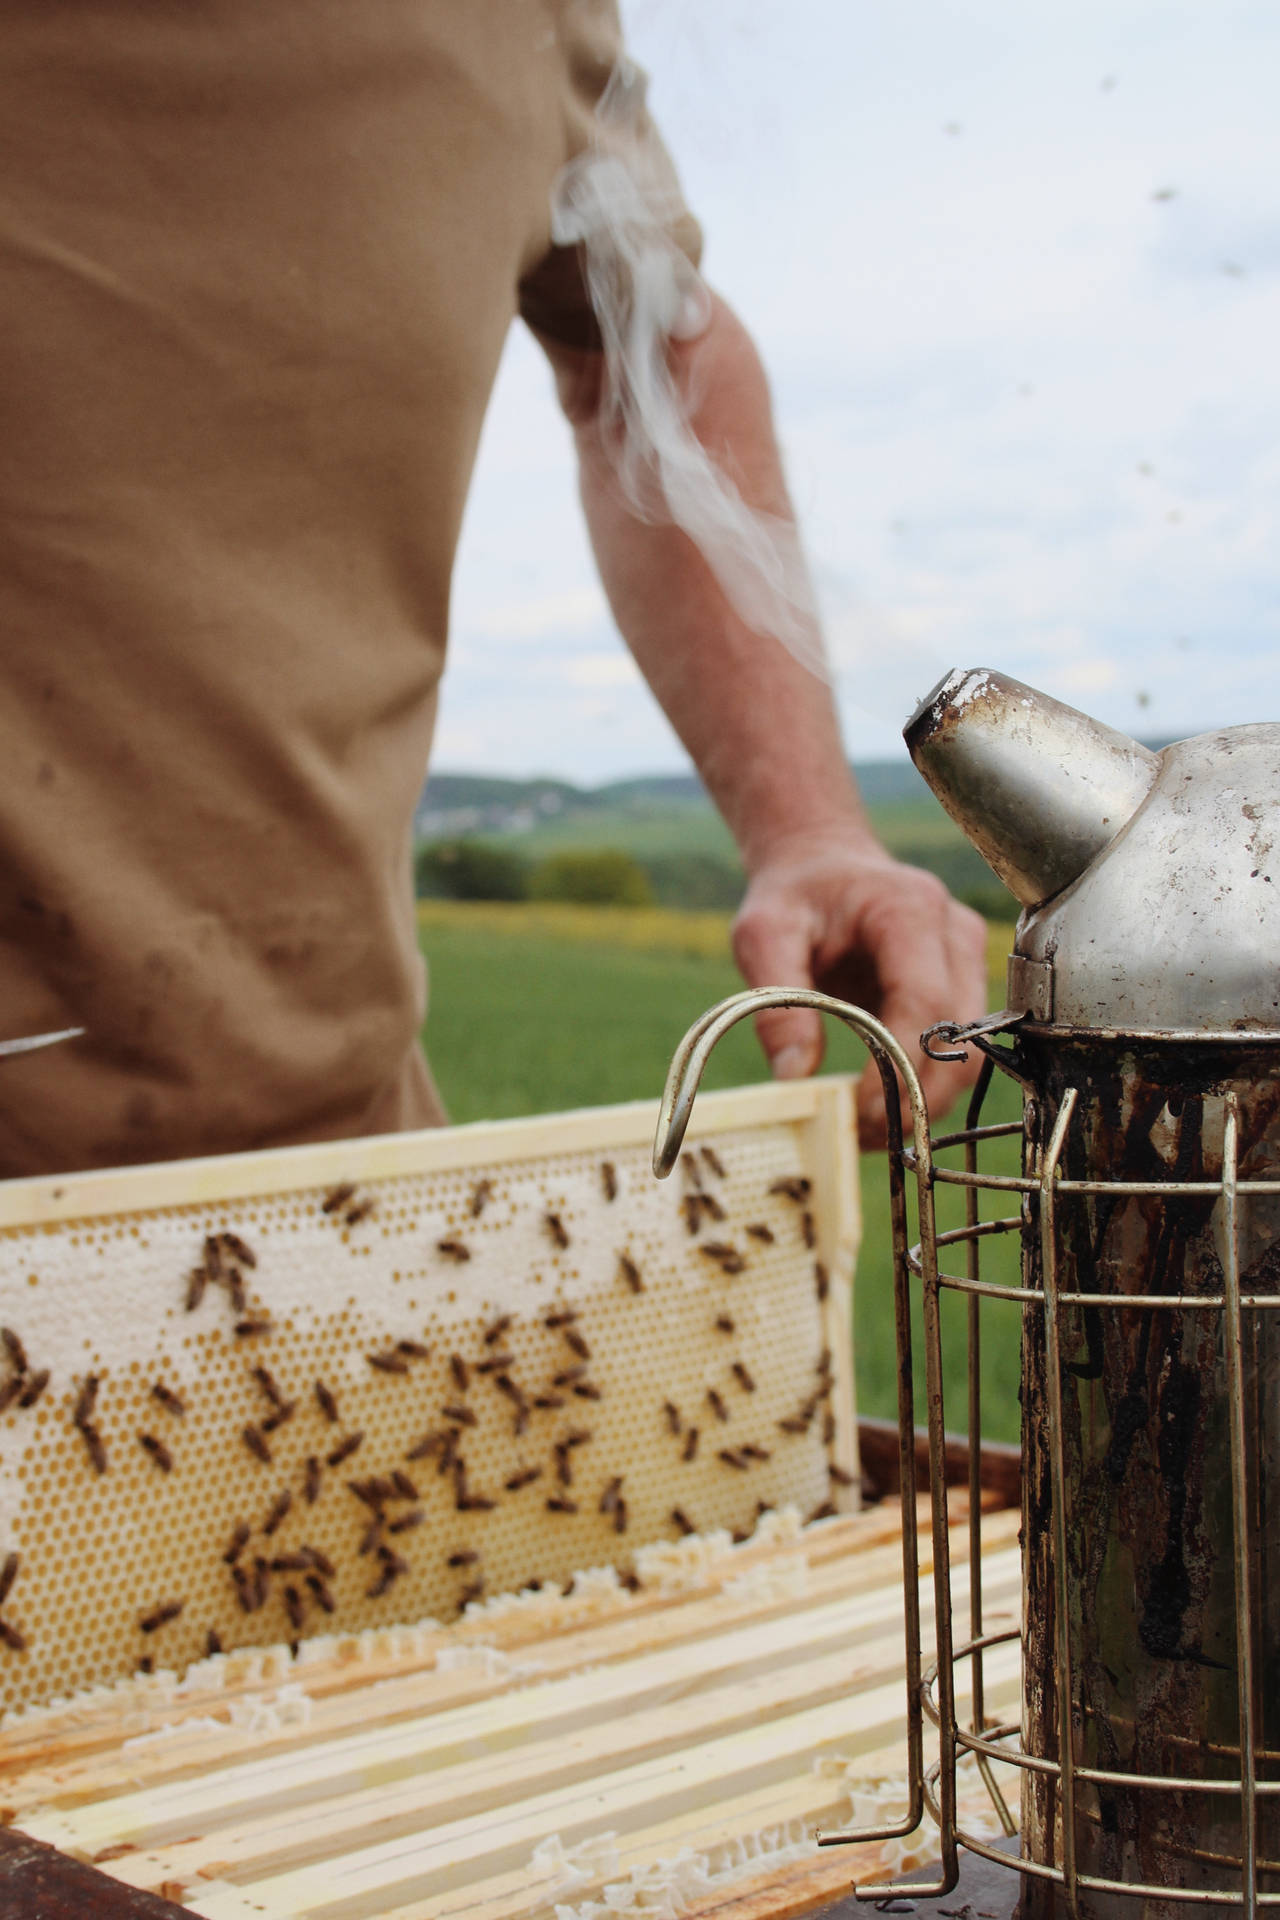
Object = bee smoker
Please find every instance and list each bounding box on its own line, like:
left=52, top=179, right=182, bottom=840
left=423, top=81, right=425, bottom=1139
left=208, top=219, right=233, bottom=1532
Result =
left=652, top=669, right=1280, bottom=1918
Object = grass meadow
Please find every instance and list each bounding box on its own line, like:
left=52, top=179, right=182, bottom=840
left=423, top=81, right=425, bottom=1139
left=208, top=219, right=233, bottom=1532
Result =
left=417, top=901, right=1025, bottom=1443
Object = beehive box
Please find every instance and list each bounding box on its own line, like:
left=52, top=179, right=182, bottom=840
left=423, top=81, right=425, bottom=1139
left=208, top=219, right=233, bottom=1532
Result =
left=0, top=1076, right=858, bottom=1717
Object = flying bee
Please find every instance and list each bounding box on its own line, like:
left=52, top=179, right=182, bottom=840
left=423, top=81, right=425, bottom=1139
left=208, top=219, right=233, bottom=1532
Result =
left=140, top=1600, right=184, bottom=1635
left=314, top=1380, right=340, bottom=1423
left=303, top=1456, right=322, bottom=1504
left=483, top=1314, right=512, bottom=1346
left=435, top=1239, right=471, bottom=1263
left=682, top=1427, right=699, bottom=1463
left=449, top=1355, right=470, bottom=1392
left=562, top=1328, right=590, bottom=1360
left=618, top=1254, right=643, bottom=1293
left=670, top=1508, right=695, bottom=1537
left=469, top=1179, right=493, bottom=1218
left=139, top=1433, right=173, bottom=1473
left=700, top=1145, right=726, bottom=1179
left=74, top=1374, right=100, bottom=1428
left=600, top=1161, right=618, bottom=1202
left=544, top=1212, right=570, bottom=1250
left=263, top=1490, right=292, bottom=1535
left=344, top=1198, right=376, bottom=1226
left=151, top=1382, right=185, bottom=1418
left=505, top=1465, right=542, bottom=1490
left=17, top=1370, right=49, bottom=1409
left=768, top=1176, right=811, bottom=1202
left=321, top=1182, right=356, bottom=1215
left=0, top=1554, right=17, bottom=1606
left=243, top=1424, right=272, bottom=1465
left=706, top=1388, right=729, bottom=1423
left=745, top=1223, right=774, bottom=1245
left=367, top=1350, right=408, bottom=1375
left=731, top=1362, right=756, bottom=1394
left=814, top=1261, right=830, bottom=1302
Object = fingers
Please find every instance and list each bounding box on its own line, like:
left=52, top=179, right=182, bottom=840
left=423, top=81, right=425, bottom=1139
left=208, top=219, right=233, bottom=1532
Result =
left=731, top=895, right=826, bottom=1081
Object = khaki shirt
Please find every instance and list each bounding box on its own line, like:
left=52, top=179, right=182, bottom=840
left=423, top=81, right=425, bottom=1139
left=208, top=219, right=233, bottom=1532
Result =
left=0, top=0, right=697, bottom=1175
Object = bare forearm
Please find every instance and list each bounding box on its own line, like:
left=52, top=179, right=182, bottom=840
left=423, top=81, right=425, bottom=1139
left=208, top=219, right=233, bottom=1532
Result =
left=554, top=290, right=870, bottom=872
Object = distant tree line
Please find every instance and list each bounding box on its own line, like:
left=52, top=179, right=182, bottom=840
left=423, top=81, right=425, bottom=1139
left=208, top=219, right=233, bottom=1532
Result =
left=414, top=837, right=1015, bottom=918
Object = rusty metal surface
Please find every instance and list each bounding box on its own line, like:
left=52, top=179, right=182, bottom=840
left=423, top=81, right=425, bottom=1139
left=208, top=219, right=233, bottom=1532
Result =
left=0, top=1824, right=187, bottom=1917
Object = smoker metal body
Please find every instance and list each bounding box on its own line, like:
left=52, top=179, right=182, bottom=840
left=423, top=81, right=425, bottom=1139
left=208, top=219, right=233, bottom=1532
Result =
left=653, top=671, right=1280, bottom=1919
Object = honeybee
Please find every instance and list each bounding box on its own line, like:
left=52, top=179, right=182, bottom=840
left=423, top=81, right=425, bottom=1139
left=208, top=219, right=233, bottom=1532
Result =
left=662, top=1400, right=682, bottom=1435
left=768, top=1176, right=810, bottom=1202
left=344, top=1198, right=376, bottom=1226
left=321, top=1182, right=356, bottom=1215
left=670, top=1508, right=695, bottom=1537
left=314, top=1381, right=340, bottom=1423
left=17, top=1370, right=49, bottom=1409
left=303, top=1457, right=322, bottom=1504
left=544, top=1212, right=570, bottom=1250
left=223, top=1521, right=251, bottom=1565
left=449, top=1356, right=470, bottom=1392
left=731, top=1362, right=756, bottom=1394
left=151, top=1382, right=185, bottom=1418
left=800, top=1211, right=816, bottom=1250
left=814, top=1262, right=830, bottom=1302
left=139, top=1433, right=173, bottom=1473
left=706, top=1388, right=729, bottom=1423
left=484, top=1313, right=512, bottom=1346
left=600, top=1161, right=618, bottom=1202
left=252, top=1366, right=285, bottom=1409
left=220, top=1230, right=257, bottom=1269
left=618, top=1254, right=643, bottom=1293
left=389, top=1508, right=424, bottom=1534
left=544, top=1308, right=577, bottom=1329
left=469, top=1179, right=493, bottom=1218
left=447, top=1548, right=479, bottom=1567
left=74, top=1374, right=100, bottom=1428
left=326, top=1433, right=362, bottom=1467
left=0, top=1553, right=18, bottom=1605
left=545, top=1496, right=578, bottom=1515
left=184, top=1268, right=207, bottom=1313
left=396, top=1339, right=430, bottom=1360
left=391, top=1469, right=419, bottom=1501
left=700, top=1145, right=726, bottom=1180
left=598, top=1476, right=623, bottom=1514
left=284, top=1586, right=305, bottom=1633
left=367, top=1350, right=409, bottom=1375
left=435, top=1239, right=471, bottom=1263
left=0, top=1620, right=26, bottom=1653
left=139, top=1600, right=183, bottom=1635
left=714, top=1315, right=735, bottom=1335
left=745, top=1223, right=774, bottom=1245
left=505, top=1465, right=542, bottom=1491
left=679, top=1152, right=703, bottom=1191
left=562, top=1328, right=590, bottom=1360
left=233, top=1315, right=272, bottom=1338
left=81, top=1424, right=108, bottom=1474
left=572, top=1382, right=601, bottom=1401
left=306, top=1574, right=336, bottom=1613
left=828, top=1462, right=855, bottom=1486
left=441, top=1404, right=477, bottom=1428
left=682, top=1427, right=699, bottom=1462
left=718, top=1448, right=748, bottom=1470
left=243, top=1424, right=272, bottom=1465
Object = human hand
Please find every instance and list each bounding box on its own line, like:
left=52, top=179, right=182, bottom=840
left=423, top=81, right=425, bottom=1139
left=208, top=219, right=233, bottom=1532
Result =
left=731, top=834, right=989, bottom=1150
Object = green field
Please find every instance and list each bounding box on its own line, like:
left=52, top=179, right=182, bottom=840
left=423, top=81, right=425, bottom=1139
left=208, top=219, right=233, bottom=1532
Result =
left=418, top=901, right=1024, bottom=1444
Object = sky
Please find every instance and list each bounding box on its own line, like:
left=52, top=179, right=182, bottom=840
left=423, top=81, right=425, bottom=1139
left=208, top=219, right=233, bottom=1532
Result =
left=437, top=0, right=1280, bottom=784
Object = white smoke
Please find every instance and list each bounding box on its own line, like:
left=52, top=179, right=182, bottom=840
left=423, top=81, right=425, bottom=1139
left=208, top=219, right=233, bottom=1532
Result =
left=550, top=57, right=829, bottom=681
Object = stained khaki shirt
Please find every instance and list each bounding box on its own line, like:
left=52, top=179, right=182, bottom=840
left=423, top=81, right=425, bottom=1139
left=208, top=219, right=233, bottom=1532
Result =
left=0, top=0, right=697, bottom=1175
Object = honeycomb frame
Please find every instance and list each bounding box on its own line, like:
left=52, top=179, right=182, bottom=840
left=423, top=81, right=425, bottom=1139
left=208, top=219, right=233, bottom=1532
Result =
left=0, top=1076, right=859, bottom=1714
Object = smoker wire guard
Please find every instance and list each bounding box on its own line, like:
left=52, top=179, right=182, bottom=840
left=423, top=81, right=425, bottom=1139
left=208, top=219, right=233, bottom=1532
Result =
left=653, top=987, right=1280, bottom=1918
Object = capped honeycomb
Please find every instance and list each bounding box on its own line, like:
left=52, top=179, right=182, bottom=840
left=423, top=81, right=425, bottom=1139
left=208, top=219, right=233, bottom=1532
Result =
left=0, top=1078, right=858, bottom=1715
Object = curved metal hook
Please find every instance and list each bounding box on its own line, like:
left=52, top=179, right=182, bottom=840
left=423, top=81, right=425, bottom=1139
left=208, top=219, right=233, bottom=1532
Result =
left=0, top=1027, right=84, bottom=1060
left=652, top=987, right=930, bottom=1177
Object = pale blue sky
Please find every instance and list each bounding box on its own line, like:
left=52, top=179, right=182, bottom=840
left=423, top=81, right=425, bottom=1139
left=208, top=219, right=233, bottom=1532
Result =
left=439, top=1, right=1280, bottom=781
